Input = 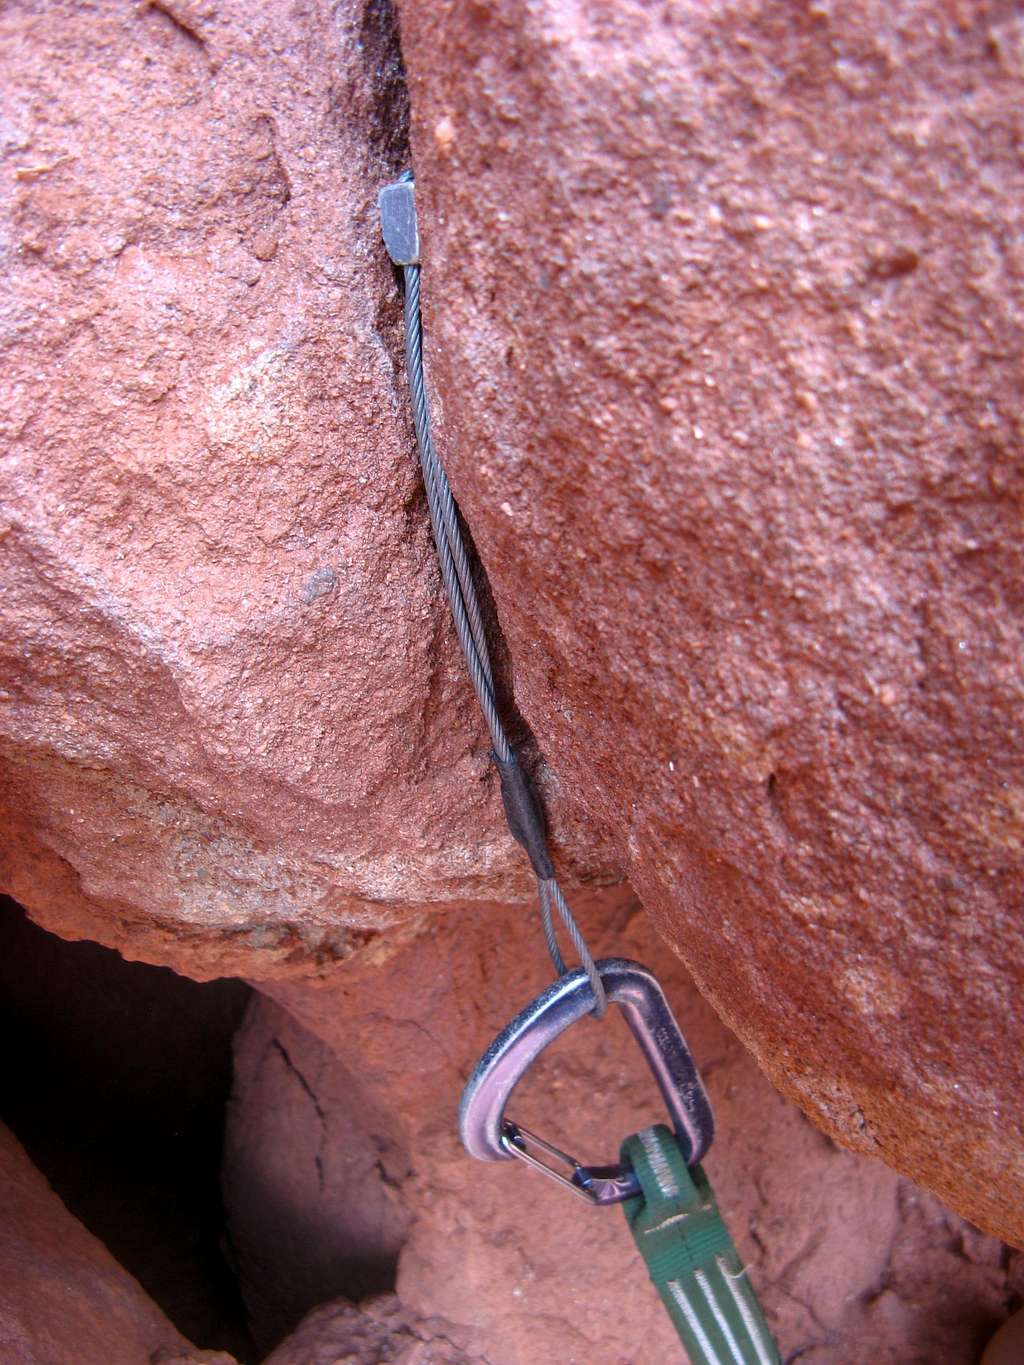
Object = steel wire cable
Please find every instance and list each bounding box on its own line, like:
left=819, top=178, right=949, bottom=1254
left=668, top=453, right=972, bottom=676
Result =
left=406, top=276, right=497, bottom=693
left=537, top=877, right=566, bottom=978
left=398, top=252, right=606, bottom=1016
left=403, top=265, right=508, bottom=758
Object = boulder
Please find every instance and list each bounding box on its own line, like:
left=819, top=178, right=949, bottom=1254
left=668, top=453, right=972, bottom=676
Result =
left=222, top=995, right=411, bottom=1352
left=396, top=0, right=1024, bottom=1240
left=0, top=0, right=612, bottom=980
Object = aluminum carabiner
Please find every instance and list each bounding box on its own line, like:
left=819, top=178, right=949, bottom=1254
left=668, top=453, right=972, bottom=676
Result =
left=459, top=957, right=714, bottom=1206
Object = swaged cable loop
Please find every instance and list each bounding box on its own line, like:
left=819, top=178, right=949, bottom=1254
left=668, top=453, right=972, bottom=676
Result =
left=381, top=173, right=606, bottom=1016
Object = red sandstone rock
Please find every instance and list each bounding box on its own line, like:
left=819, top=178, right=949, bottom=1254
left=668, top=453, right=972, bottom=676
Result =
left=251, top=888, right=1022, bottom=1364
left=260, top=1296, right=480, bottom=1365
left=0, top=0, right=616, bottom=979
left=396, top=0, right=1024, bottom=1241
left=982, top=1308, right=1024, bottom=1365
left=0, top=1121, right=235, bottom=1365
left=1, top=0, right=1022, bottom=1255
left=222, top=995, right=411, bottom=1352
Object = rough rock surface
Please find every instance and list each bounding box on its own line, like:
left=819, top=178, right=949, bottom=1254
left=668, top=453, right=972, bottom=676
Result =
left=250, top=888, right=1023, bottom=1364
left=0, top=1119, right=235, bottom=1365
left=223, top=995, right=411, bottom=1352
left=0, top=0, right=613, bottom=980
left=2, top=0, right=1023, bottom=1252
left=397, top=0, right=1024, bottom=1240
left=260, top=1296, right=480, bottom=1365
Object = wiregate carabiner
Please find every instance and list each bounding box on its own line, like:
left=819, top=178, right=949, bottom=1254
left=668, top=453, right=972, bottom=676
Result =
left=459, top=958, right=714, bottom=1205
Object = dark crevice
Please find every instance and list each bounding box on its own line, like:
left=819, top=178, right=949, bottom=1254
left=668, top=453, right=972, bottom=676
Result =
left=357, top=0, right=411, bottom=175
left=142, top=0, right=208, bottom=50
left=271, top=1037, right=325, bottom=1124
left=0, top=896, right=257, bottom=1362
left=337, top=0, right=410, bottom=179
left=361, top=0, right=414, bottom=499
left=353, top=0, right=544, bottom=784
left=270, top=1036, right=327, bottom=1192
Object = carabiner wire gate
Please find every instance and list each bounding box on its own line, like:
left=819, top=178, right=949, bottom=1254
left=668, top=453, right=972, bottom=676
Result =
left=501, top=1120, right=645, bottom=1206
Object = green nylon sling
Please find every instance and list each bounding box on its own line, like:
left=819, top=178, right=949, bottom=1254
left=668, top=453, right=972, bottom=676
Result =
left=620, top=1125, right=782, bottom=1365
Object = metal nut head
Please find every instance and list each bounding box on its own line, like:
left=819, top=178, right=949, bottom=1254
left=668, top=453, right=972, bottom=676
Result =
left=378, top=177, right=420, bottom=265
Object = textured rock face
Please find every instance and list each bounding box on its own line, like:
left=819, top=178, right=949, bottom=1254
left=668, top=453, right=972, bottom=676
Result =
left=255, top=889, right=1023, bottom=1364
left=396, top=0, right=1024, bottom=1239
left=2, top=0, right=1023, bottom=1251
left=223, top=996, right=411, bottom=1352
left=0, top=1120, right=233, bottom=1365
left=0, top=0, right=614, bottom=980
left=260, top=1297, right=480, bottom=1365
